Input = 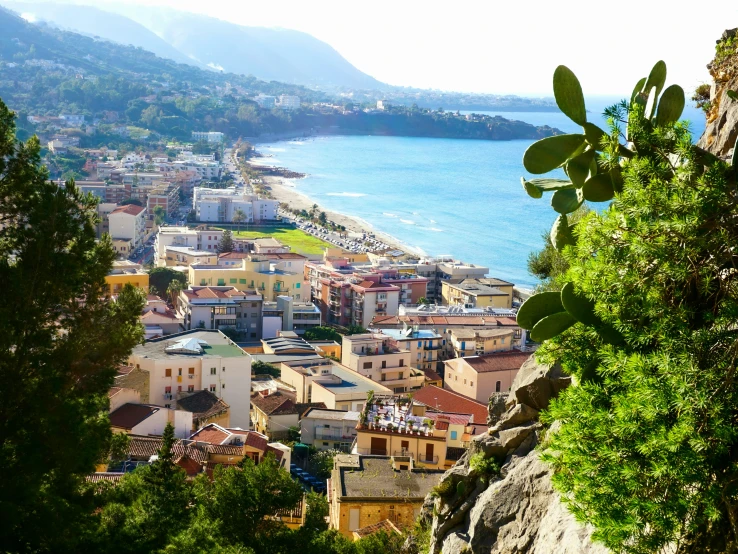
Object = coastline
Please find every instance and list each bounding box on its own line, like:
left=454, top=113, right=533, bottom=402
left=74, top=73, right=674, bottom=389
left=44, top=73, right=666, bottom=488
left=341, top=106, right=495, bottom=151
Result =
left=248, top=156, right=423, bottom=257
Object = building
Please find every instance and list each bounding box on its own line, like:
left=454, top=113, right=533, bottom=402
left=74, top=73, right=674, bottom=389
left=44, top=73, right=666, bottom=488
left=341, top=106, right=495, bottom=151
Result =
left=188, top=423, right=291, bottom=469
left=105, top=260, right=149, bottom=295
left=328, top=454, right=442, bottom=537
left=127, top=330, right=252, bottom=428
left=188, top=257, right=305, bottom=301
left=255, top=94, right=276, bottom=108
left=164, top=246, right=218, bottom=267
left=108, top=203, right=147, bottom=251
left=448, top=328, right=515, bottom=358
left=141, top=294, right=184, bottom=339
left=301, top=408, right=360, bottom=452
left=279, top=358, right=392, bottom=411
left=371, top=327, right=443, bottom=372
left=96, top=202, right=116, bottom=238
left=110, top=402, right=192, bottom=438
left=278, top=95, right=300, bottom=110
left=249, top=388, right=325, bottom=440
left=341, top=333, right=425, bottom=393
left=193, top=187, right=279, bottom=223
left=411, top=385, right=488, bottom=426
left=441, top=278, right=515, bottom=309
left=354, top=395, right=476, bottom=469
left=376, top=100, right=389, bottom=110
left=147, top=182, right=181, bottom=219
left=176, top=389, right=230, bottom=431
left=192, top=131, right=225, bottom=143
left=155, top=226, right=224, bottom=265
left=177, top=286, right=264, bottom=339
left=443, top=350, right=529, bottom=401
left=262, top=296, right=322, bottom=337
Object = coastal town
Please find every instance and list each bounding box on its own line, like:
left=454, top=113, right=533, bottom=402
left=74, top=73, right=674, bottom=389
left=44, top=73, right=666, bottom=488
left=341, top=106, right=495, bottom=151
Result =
left=44, top=111, right=537, bottom=539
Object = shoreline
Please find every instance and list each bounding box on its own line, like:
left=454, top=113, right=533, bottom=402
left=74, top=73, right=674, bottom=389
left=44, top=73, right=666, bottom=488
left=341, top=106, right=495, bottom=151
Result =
left=248, top=154, right=424, bottom=258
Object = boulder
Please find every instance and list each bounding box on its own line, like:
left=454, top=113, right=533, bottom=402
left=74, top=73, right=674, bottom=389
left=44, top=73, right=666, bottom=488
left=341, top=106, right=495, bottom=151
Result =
left=511, top=356, right=570, bottom=411
left=488, top=392, right=508, bottom=426
left=492, top=402, right=539, bottom=432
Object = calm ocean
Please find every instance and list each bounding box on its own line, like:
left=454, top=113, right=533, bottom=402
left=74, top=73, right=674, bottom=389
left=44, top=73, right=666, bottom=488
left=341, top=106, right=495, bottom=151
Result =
left=260, top=99, right=706, bottom=289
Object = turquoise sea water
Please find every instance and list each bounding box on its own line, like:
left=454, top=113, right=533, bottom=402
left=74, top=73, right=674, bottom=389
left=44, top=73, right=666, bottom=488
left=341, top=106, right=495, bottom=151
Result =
left=260, top=101, right=706, bottom=289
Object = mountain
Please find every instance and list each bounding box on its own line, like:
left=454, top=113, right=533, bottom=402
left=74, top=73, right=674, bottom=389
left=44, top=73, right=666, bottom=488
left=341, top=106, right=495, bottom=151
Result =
left=103, top=5, right=387, bottom=91
left=1, top=1, right=207, bottom=69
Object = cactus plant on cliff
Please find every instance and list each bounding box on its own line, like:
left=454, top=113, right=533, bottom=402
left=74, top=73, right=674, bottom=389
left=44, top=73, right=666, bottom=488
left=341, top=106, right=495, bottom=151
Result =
left=518, top=59, right=738, bottom=553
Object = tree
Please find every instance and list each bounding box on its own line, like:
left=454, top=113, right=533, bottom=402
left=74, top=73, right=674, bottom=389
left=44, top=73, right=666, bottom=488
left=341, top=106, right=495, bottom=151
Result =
left=232, top=208, right=247, bottom=233
left=119, top=198, right=143, bottom=206
left=166, top=278, right=184, bottom=306
left=309, top=203, right=318, bottom=220
left=218, top=229, right=234, bottom=253
left=304, top=326, right=342, bottom=343
left=417, top=297, right=429, bottom=305
left=149, top=267, right=188, bottom=298
left=520, top=61, right=738, bottom=552
left=153, top=205, right=167, bottom=226
left=318, top=211, right=327, bottom=226
left=0, top=100, right=145, bottom=551
left=308, top=449, right=341, bottom=480
left=346, top=325, right=368, bottom=336
left=251, top=360, right=280, bottom=378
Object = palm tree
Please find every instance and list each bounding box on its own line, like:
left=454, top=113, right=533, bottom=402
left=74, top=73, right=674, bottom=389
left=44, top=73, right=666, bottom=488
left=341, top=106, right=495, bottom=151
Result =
left=232, top=208, right=246, bottom=233
left=166, top=279, right=184, bottom=307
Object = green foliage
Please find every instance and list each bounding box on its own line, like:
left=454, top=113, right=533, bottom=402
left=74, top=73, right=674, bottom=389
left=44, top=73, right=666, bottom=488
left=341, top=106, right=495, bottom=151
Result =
left=218, top=229, right=235, bottom=253
left=553, top=65, right=587, bottom=126
left=119, top=197, right=143, bottom=206
left=469, top=453, right=500, bottom=478
left=153, top=206, right=167, bottom=226
left=523, top=134, right=586, bottom=174
left=525, top=61, right=738, bottom=552
left=308, top=449, right=341, bottom=480
left=0, top=100, right=145, bottom=552
left=516, top=291, right=564, bottom=329
left=530, top=311, right=577, bottom=342
left=346, top=325, right=369, bottom=336
left=251, top=360, right=280, bottom=378
left=148, top=267, right=188, bottom=298
left=304, top=326, right=342, bottom=343
left=430, top=478, right=455, bottom=499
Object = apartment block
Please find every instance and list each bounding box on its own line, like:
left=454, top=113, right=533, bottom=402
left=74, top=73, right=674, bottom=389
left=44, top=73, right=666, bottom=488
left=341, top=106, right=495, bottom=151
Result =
left=108, top=203, right=147, bottom=250
left=127, top=330, right=252, bottom=428
left=448, top=328, right=515, bottom=358
left=193, top=187, right=278, bottom=223
left=341, top=334, right=425, bottom=393
left=155, top=226, right=224, bottom=265
left=300, top=408, right=360, bottom=452
left=443, top=349, right=530, bottom=402
left=191, top=131, right=224, bottom=143
left=372, top=327, right=443, bottom=371
left=177, top=286, right=263, bottom=339
left=164, top=246, right=218, bottom=267
left=105, top=260, right=149, bottom=295
left=441, top=277, right=515, bottom=308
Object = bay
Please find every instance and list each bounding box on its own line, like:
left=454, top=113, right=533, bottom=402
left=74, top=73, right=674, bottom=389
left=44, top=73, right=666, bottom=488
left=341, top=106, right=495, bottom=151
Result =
left=260, top=100, right=707, bottom=289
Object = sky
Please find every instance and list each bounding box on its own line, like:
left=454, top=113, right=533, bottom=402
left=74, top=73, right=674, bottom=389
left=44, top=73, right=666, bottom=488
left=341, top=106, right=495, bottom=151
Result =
left=17, top=0, right=738, bottom=95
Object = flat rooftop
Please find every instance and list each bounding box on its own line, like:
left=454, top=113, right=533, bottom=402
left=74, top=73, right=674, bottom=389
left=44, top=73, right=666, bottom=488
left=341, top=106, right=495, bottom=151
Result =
left=338, top=456, right=442, bottom=499
left=317, top=365, right=391, bottom=394
left=304, top=409, right=361, bottom=421
left=132, top=330, right=247, bottom=359
left=378, top=328, right=441, bottom=340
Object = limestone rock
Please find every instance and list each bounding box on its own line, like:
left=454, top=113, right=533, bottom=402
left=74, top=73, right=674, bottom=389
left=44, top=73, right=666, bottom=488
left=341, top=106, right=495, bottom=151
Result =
left=492, top=402, right=539, bottom=432
left=488, top=392, right=508, bottom=426
left=511, top=356, right=570, bottom=411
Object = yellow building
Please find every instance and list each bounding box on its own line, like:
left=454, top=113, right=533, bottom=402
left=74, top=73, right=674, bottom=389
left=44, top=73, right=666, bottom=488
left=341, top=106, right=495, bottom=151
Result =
left=165, top=246, right=218, bottom=267
left=441, top=277, right=514, bottom=308
left=328, top=454, right=442, bottom=537
left=448, top=328, right=515, bottom=358
left=188, top=256, right=305, bottom=301
left=105, top=260, right=149, bottom=295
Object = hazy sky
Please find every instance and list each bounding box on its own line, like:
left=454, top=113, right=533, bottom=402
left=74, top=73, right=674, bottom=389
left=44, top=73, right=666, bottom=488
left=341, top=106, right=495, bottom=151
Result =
left=33, top=0, right=738, bottom=95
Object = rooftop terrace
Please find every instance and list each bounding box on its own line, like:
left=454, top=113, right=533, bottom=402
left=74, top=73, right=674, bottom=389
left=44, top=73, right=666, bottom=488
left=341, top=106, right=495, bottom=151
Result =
left=132, top=330, right=247, bottom=359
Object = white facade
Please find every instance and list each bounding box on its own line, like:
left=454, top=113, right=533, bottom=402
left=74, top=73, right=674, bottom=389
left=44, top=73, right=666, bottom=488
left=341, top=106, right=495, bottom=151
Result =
left=172, top=160, right=221, bottom=180
left=193, top=187, right=279, bottom=223
left=255, top=95, right=277, bottom=108
left=300, top=409, right=360, bottom=451
left=278, top=95, right=300, bottom=110
left=155, top=226, right=224, bottom=265
left=108, top=204, right=147, bottom=249
left=192, top=131, right=225, bottom=143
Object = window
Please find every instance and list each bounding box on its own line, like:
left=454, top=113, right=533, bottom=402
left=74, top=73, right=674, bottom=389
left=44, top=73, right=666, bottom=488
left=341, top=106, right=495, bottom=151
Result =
left=251, top=313, right=257, bottom=318
left=252, top=303, right=258, bottom=308
left=501, top=337, right=505, bottom=344
left=189, top=367, right=195, bottom=375
left=363, top=362, right=372, bottom=369
left=165, top=386, right=172, bottom=393
left=399, top=372, right=403, bottom=379
left=450, top=430, right=458, bottom=440
left=211, top=367, right=216, bottom=375
left=210, top=384, right=216, bottom=392
left=240, top=279, right=247, bottom=284
left=177, top=386, right=182, bottom=392
left=455, top=375, right=458, bottom=381
left=165, top=368, right=172, bottom=377
left=418, top=341, right=422, bottom=348
left=296, top=283, right=300, bottom=288
left=381, top=360, right=386, bottom=369
left=464, top=379, right=467, bottom=385
left=222, top=367, right=226, bottom=372
left=222, top=383, right=226, bottom=389
left=188, top=385, right=194, bottom=392
left=230, top=278, right=237, bottom=284
left=496, top=381, right=501, bottom=392
left=470, top=381, right=474, bottom=387
left=399, top=359, right=405, bottom=367
left=178, top=368, right=182, bottom=376
left=251, top=332, right=257, bottom=338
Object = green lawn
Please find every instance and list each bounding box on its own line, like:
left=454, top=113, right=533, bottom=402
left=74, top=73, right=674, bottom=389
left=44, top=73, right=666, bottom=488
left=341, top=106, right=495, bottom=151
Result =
left=230, top=227, right=331, bottom=256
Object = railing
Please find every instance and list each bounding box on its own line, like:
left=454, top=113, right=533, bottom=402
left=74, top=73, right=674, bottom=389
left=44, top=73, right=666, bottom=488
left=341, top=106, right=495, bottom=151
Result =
left=314, top=430, right=354, bottom=441
left=356, top=447, right=387, bottom=456
left=424, top=344, right=442, bottom=350
left=392, top=450, right=414, bottom=459
left=418, top=454, right=439, bottom=464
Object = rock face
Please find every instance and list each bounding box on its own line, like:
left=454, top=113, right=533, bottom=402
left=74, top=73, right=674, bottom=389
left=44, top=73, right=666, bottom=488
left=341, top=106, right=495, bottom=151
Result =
left=697, top=28, right=738, bottom=159
left=420, top=355, right=607, bottom=554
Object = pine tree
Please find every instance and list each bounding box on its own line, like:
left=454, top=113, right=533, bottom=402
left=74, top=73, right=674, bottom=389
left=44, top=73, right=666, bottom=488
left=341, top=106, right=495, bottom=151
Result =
left=0, top=100, right=145, bottom=551
left=218, top=229, right=234, bottom=253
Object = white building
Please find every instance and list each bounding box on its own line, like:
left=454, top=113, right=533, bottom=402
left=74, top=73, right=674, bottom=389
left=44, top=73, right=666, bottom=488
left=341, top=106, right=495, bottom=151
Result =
left=300, top=408, right=360, bottom=452
left=108, top=204, right=147, bottom=250
left=110, top=400, right=193, bottom=439
left=128, top=330, right=253, bottom=428
left=192, top=131, right=225, bottom=143
left=193, top=187, right=279, bottom=223
left=278, top=95, right=300, bottom=110
left=255, top=95, right=277, bottom=108
left=154, top=226, right=224, bottom=266
left=172, top=160, right=221, bottom=180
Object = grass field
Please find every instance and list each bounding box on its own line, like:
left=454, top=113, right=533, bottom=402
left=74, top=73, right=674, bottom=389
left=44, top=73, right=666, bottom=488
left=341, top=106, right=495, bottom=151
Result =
left=230, top=227, right=331, bottom=256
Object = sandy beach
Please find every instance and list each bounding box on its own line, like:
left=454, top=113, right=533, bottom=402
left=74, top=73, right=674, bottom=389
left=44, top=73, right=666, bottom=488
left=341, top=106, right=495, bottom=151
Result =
left=250, top=159, right=421, bottom=256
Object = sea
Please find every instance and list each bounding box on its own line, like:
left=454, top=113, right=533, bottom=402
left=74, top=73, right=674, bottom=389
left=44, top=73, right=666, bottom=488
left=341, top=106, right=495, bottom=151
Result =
left=258, top=98, right=706, bottom=289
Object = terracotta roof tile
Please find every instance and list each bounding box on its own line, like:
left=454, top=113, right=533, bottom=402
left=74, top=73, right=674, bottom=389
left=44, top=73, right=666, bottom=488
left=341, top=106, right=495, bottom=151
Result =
left=108, top=387, right=122, bottom=398
left=412, top=386, right=488, bottom=424
left=250, top=391, right=298, bottom=416
left=244, top=431, right=269, bottom=451
left=86, top=473, right=125, bottom=483
left=109, top=403, right=159, bottom=430
left=461, top=350, right=529, bottom=373
left=189, top=425, right=230, bottom=444
left=111, top=204, right=145, bottom=216
left=353, top=519, right=401, bottom=538
left=177, top=390, right=229, bottom=422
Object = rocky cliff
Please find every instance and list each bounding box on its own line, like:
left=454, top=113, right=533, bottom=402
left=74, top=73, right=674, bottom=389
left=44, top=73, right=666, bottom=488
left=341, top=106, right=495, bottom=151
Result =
left=417, top=357, right=607, bottom=554
left=417, top=32, right=738, bottom=554
left=697, top=28, right=738, bottom=159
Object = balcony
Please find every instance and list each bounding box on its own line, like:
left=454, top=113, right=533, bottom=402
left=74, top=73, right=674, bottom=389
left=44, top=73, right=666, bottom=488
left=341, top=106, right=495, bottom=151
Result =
left=315, top=430, right=354, bottom=441
left=418, top=454, right=439, bottom=464
left=356, top=447, right=388, bottom=456
left=392, top=450, right=414, bottom=460
left=424, top=344, right=442, bottom=350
